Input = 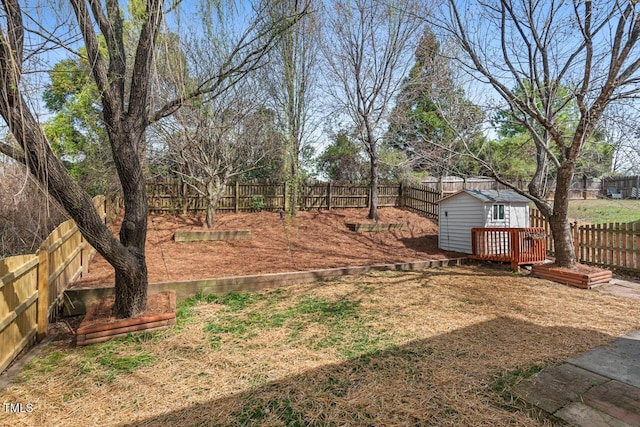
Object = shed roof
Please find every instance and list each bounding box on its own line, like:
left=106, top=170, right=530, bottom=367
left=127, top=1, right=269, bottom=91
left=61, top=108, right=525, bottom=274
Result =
left=439, top=189, right=531, bottom=204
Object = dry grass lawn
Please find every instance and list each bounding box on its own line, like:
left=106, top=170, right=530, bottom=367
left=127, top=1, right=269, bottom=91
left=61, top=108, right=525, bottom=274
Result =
left=3, top=265, right=640, bottom=426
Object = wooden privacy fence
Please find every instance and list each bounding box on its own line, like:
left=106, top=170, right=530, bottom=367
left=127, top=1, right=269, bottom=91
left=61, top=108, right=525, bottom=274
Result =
left=530, top=209, right=640, bottom=274
left=602, top=175, right=640, bottom=199
left=422, top=176, right=601, bottom=199
left=576, top=222, right=640, bottom=273
left=147, top=179, right=439, bottom=217
left=402, top=184, right=439, bottom=218
left=470, top=227, right=547, bottom=270
left=0, top=196, right=106, bottom=373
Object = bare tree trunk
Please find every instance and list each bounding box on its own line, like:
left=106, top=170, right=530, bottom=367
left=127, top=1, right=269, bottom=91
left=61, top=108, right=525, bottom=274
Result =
left=109, top=126, right=149, bottom=317
left=205, top=191, right=219, bottom=229
left=548, top=162, right=577, bottom=267
left=1, top=92, right=149, bottom=318
left=528, top=140, right=549, bottom=200
left=367, top=125, right=379, bottom=220
left=204, top=178, right=227, bottom=228
left=289, top=156, right=299, bottom=216
left=369, top=152, right=379, bottom=221
left=205, top=203, right=216, bottom=228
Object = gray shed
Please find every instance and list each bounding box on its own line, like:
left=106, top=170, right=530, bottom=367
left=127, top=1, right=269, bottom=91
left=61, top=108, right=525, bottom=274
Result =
left=438, top=189, right=531, bottom=253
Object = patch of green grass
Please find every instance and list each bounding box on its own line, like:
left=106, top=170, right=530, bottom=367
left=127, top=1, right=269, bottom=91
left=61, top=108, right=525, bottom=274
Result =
left=176, top=295, right=200, bottom=322
left=81, top=341, right=156, bottom=383
left=296, top=296, right=360, bottom=319
left=491, top=364, right=544, bottom=410
left=568, top=199, right=640, bottom=224
left=20, top=351, right=66, bottom=381
left=199, top=291, right=396, bottom=359
left=204, top=292, right=267, bottom=311
left=292, top=297, right=393, bottom=358
left=235, top=396, right=308, bottom=426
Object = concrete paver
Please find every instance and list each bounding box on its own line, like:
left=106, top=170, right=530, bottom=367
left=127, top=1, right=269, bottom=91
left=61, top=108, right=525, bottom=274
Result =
left=567, top=331, right=640, bottom=388
left=512, top=364, right=608, bottom=413
left=513, top=276, right=640, bottom=426
left=515, top=331, right=640, bottom=426
left=583, top=380, right=640, bottom=426
left=555, top=402, right=633, bottom=427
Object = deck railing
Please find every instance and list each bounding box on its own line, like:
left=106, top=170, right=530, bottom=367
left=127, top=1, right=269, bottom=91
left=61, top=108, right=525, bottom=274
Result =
left=470, top=227, right=547, bottom=270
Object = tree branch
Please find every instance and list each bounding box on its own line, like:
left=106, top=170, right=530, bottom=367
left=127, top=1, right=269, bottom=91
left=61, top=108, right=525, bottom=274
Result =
left=0, top=140, right=26, bottom=165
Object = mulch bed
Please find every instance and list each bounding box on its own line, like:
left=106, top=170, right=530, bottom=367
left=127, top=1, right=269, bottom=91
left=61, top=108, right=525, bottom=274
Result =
left=73, top=207, right=461, bottom=287
left=532, top=263, right=613, bottom=289
left=76, top=291, right=176, bottom=346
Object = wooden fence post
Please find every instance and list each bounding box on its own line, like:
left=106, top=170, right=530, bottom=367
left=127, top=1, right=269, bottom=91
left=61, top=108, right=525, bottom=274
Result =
left=327, top=182, right=332, bottom=210
left=283, top=181, right=289, bottom=212
left=80, top=234, right=89, bottom=276
left=572, top=221, right=579, bottom=262
left=511, top=229, right=520, bottom=271
left=635, top=222, right=640, bottom=271
left=36, top=247, right=49, bottom=341
left=235, top=181, right=240, bottom=213
left=182, top=180, right=188, bottom=215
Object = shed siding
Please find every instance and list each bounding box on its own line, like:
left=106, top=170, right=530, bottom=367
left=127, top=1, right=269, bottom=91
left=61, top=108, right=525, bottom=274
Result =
left=484, top=203, right=529, bottom=227
left=438, top=192, right=531, bottom=254
left=510, top=205, right=529, bottom=227
left=439, top=193, right=485, bottom=253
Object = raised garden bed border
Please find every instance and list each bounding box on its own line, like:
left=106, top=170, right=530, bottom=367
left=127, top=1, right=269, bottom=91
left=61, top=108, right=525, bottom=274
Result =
left=64, top=257, right=468, bottom=316
left=76, top=291, right=176, bottom=346
left=346, top=222, right=407, bottom=232
left=531, top=264, right=613, bottom=289
left=174, top=229, right=251, bottom=242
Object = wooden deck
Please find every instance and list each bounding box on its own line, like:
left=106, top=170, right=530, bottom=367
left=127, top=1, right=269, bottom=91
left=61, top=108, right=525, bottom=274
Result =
left=471, top=227, right=547, bottom=270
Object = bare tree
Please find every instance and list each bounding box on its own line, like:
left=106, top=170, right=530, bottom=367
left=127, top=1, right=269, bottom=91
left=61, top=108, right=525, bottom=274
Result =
left=262, top=0, right=320, bottom=216
left=432, top=0, right=640, bottom=267
left=160, top=82, right=281, bottom=228
left=0, top=0, right=308, bottom=317
left=601, top=103, right=640, bottom=174
left=323, top=0, right=424, bottom=220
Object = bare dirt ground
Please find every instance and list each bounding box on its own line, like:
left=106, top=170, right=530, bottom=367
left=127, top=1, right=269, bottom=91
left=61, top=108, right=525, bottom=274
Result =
left=73, top=207, right=462, bottom=287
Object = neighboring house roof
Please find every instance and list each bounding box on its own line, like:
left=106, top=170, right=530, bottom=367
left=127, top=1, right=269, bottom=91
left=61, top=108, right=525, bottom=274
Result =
left=439, top=189, right=531, bottom=204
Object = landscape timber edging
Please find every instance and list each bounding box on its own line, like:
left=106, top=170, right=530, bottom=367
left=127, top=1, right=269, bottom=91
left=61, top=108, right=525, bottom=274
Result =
left=63, top=257, right=468, bottom=316
left=531, top=264, right=613, bottom=289
left=346, top=222, right=408, bottom=232
left=174, top=229, right=251, bottom=242
left=75, top=290, right=177, bottom=346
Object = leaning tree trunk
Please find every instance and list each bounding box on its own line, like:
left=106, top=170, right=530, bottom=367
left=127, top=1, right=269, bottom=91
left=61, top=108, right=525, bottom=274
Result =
left=0, top=91, right=149, bottom=318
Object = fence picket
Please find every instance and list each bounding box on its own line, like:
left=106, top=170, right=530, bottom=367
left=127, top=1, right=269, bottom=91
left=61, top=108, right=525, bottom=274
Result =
left=530, top=208, right=640, bottom=274
left=1, top=195, right=105, bottom=373
left=145, top=180, right=441, bottom=218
